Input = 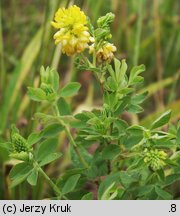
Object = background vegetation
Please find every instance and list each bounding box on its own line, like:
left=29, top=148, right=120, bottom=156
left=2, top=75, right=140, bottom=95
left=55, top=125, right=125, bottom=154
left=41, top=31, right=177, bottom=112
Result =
left=0, top=0, right=179, bottom=199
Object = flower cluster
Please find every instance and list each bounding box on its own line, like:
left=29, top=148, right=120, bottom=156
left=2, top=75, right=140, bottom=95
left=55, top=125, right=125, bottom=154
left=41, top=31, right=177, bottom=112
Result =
left=144, top=148, right=167, bottom=171
left=10, top=126, right=32, bottom=161
left=96, top=42, right=117, bottom=63
left=51, top=5, right=90, bottom=56
left=51, top=5, right=117, bottom=63
left=11, top=133, right=29, bottom=153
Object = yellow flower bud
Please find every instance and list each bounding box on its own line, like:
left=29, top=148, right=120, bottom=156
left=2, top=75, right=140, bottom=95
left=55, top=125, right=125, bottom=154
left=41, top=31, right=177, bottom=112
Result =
left=96, top=43, right=116, bottom=63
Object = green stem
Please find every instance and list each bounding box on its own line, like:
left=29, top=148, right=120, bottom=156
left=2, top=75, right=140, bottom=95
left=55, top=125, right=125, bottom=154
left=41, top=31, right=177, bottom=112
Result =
left=34, top=161, right=65, bottom=199
left=107, top=113, right=114, bottom=174
left=93, top=50, right=96, bottom=67
left=92, top=51, right=104, bottom=92
left=54, top=104, right=89, bottom=169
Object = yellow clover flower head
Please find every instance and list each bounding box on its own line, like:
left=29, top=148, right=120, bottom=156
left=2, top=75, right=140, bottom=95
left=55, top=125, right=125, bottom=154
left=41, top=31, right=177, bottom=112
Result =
left=51, top=5, right=90, bottom=56
left=96, top=42, right=117, bottom=63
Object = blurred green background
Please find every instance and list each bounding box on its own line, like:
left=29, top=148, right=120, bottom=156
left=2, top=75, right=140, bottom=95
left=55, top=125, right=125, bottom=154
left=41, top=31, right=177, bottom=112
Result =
left=0, top=0, right=179, bottom=199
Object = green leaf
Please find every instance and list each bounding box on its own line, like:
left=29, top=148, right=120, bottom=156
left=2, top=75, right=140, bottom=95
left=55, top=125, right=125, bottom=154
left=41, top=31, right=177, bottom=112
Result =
left=128, top=104, right=143, bottom=113
left=40, top=123, right=64, bottom=138
left=98, top=173, right=120, bottom=200
left=56, top=168, right=85, bottom=186
left=114, top=119, right=128, bottom=133
left=141, top=101, right=180, bottom=127
left=75, top=111, right=95, bottom=122
left=137, top=185, right=154, bottom=197
left=128, top=158, right=144, bottom=170
left=105, top=77, right=118, bottom=91
left=114, top=96, right=130, bottom=115
left=124, top=134, right=143, bottom=149
left=62, top=174, right=81, bottom=195
left=34, top=113, right=57, bottom=125
left=163, top=173, right=180, bottom=186
left=119, top=171, right=139, bottom=188
left=0, top=142, right=12, bottom=151
left=155, top=186, right=173, bottom=200
left=102, top=145, right=120, bottom=160
left=10, top=162, right=32, bottom=188
left=176, top=125, right=180, bottom=146
left=57, top=97, right=71, bottom=115
left=49, top=68, right=59, bottom=91
left=107, top=64, right=116, bottom=81
left=156, top=169, right=165, bottom=182
left=116, top=59, right=127, bottom=84
left=85, top=134, right=102, bottom=141
left=27, top=133, right=41, bottom=146
left=151, top=110, right=171, bottom=129
left=81, top=192, right=93, bottom=200
left=131, top=92, right=148, bottom=105
left=27, top=87, right=46, bottom=101
left=94, top=28, right=110, bottom=41
left=0, top=146, right=9, bottom=162
left=104, top=92, right=118, bottom=109
left=114, top=58, right=121, bottom=79
left=129, top=64, right=145, bottom=85
left=118, top=87, right=134, bottom=95
left=59, top=115, right=79, bottom=127
left=27, top=168, right=38, bottom=186
left=87, top=17, right=94, bottom=35
left=39, top=152, right=62, bottom=166
left=60, top=82, right=81, bottom=97
left=36, top=138, right=58, bottom=162
left=100, top=182, right=118, bottom=200
left=40, top=66, right=60, bottom=92
left=127, top=125, right=145, bottom=134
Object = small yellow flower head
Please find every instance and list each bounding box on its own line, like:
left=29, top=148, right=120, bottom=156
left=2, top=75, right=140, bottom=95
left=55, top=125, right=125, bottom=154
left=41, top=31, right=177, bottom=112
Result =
left=51, top=5, right=90, bottom=56
left=144, top=148, right=167, bottom=171
left=96, top=43, right=116, bottom=63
